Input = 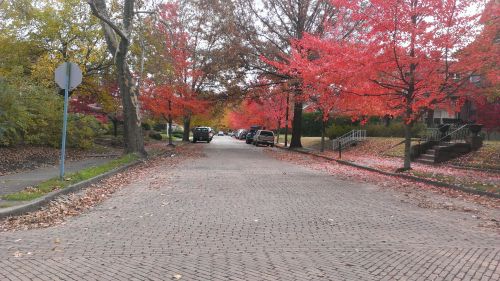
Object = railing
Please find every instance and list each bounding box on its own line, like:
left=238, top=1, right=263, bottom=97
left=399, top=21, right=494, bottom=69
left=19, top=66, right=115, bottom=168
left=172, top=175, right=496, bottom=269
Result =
left=422, top=128, right=441, bottom=142
left=332, top=130, right=367, bottom=151
left=439, top=124, right=470, bottom=143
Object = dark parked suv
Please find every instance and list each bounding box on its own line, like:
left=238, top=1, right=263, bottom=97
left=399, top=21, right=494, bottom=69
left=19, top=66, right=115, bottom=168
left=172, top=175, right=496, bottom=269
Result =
left=245, top=130, right=256, bottom=144
left=192, top=127, right=213, bottom=143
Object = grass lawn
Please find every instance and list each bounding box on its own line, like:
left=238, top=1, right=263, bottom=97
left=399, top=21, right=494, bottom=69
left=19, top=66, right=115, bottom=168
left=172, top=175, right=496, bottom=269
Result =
left=409, top=170, right=499, bottom=195
left=449, top=140, right=500, bottom=170
left=277, top=136, right=499, bottom=194
left=285, top=136, right=419, bottom=157
left=277, top=135, right=331, bottom=149
left=2, top=154, right=139, bottom=202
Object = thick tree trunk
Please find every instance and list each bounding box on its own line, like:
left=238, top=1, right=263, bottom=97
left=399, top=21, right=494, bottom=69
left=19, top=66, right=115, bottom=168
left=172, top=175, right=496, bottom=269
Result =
left=182, top=115, right=191, bottom=142
left=290, top=102, right=303, bottom=148
left=276, top=119, right=281, bottom=144
left=168, top=116, right=173, bottom=146
left=89, top=0, right=146, bottom=156
left=320, top=119, right=326, bottom=153
left=116, top=51, right=146, bottom=155
left=403, top=122, right=413, bottom=170
left=284, top=93, right=290, bottom=147
left=111, top=118, right=118, bottom=137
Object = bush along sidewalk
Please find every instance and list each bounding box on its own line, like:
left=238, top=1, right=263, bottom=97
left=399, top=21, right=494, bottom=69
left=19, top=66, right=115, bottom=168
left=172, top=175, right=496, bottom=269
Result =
left=1, top=154, right=139, bottom=202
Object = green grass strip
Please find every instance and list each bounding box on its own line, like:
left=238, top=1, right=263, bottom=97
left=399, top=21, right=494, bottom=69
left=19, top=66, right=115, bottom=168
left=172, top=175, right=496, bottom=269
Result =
left=2, top=154, right=139, bottom=201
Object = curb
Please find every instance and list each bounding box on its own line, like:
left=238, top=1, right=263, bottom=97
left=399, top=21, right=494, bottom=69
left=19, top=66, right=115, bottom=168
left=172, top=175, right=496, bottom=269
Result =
left=275, top=145, right=500, bottom=199
left=447, top=164, right=500, bottom=173
left=0, top=160, right=143, bottom=219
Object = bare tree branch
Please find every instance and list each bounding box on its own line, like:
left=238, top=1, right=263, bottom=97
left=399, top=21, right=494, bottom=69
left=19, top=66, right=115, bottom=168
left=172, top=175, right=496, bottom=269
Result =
left=87, top=0, right=129, bottom=41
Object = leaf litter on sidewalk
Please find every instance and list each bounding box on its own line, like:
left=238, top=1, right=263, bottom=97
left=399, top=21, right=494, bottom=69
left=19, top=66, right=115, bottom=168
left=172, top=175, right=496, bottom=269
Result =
left=0, top=144, right=203, bottom=232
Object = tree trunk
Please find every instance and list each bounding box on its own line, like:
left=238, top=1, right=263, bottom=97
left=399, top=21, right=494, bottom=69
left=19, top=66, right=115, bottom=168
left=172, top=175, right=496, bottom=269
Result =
left=290, top=101, right=303, bottom=148
left=284, top=93, right=290, bottom=147
left=116, top=50, right=146, bottom=155
left=276, top=119, right=281, bottom=144
left=403, top=122, right=413, bottom=170
left=168, top=116, right=173, bottom=146
left=111, top=118, right=118, bottom=137
left=89, top=0, right=146, bottom=156
left=320, top=119, right=326, bottom=153
left=182, top=115, right=191, bottom=142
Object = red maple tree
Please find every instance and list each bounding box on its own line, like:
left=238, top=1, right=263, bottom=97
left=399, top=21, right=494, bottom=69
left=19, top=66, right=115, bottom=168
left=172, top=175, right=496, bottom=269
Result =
left=141, top=2, right=210, bottom=141
left=275, top=0, right=484, bottom=170
left=457, top=0, right=499, bottom=135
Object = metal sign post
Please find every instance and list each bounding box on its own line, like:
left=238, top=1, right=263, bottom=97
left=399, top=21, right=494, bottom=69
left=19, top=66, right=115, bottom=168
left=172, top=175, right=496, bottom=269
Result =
left=59, top=62, right=71, bottom=179
left=54, top=62, right=82, bottom=180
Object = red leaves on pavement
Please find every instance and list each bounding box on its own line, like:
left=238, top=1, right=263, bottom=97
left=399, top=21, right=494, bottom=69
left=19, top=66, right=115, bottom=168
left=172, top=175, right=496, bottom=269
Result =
left=265, top=148, right=500, bottom=230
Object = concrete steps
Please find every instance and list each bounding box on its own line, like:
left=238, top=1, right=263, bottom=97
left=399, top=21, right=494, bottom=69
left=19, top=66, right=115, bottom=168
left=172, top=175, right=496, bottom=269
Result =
left=415, top=144, right=452, bottom=164
left=415, top=158, right=435, bottom=165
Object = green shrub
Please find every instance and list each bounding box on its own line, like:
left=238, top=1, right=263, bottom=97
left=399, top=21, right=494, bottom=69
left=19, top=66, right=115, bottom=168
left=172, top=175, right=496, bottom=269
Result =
left=172, top=131, right=184, bottom=138
left=21, top=84, right=64, bottom=147
left=141, top=122, right=152, bottom=131
left=326, top=119, right=426, bottom=139
left=301, top=112, right=336, bottom=136
left=326, top=124, right=355, bottom=139
left=0, top=82, right=31, bottom=146
left=365, top=122, right=426, bottom=138
left=0, top=82, right=104, bottom=149
left=153, top=123, right=166, bottom=131
left=149, top=131, right=162, bottom=140
left=66, top=114, right=103, bottom=149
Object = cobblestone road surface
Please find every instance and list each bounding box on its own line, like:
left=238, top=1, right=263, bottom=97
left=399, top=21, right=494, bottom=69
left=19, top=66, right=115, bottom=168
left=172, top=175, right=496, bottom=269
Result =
left=0, top=137, right=499, bottom=280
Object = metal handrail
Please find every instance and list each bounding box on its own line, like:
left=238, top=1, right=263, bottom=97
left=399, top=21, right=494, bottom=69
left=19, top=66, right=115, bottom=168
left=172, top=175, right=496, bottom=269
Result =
left=422, top=128, right=440, bottom=142
left=336, top=130, right=356, bottom=140
left=332, top=130, right=366, bottom=150
left=438, top=124, right=470, bottom=143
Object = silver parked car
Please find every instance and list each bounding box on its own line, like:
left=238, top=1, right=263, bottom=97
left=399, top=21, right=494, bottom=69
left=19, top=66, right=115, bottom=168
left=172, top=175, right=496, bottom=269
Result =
left=253, top=130, right=275, bottom=147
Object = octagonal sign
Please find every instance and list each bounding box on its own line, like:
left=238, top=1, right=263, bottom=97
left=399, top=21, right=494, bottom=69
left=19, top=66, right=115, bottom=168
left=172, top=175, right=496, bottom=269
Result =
left=54, top=62, right=82, bottom=90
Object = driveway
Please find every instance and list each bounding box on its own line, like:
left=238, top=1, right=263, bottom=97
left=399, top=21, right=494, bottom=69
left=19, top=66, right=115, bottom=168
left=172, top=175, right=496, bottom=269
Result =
left=0, top=137, right=498, bottom=280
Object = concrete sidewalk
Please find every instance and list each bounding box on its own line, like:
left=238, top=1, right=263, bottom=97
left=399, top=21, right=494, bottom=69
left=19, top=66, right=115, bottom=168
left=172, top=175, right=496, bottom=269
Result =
left=0, top=157, right=117, bottom=196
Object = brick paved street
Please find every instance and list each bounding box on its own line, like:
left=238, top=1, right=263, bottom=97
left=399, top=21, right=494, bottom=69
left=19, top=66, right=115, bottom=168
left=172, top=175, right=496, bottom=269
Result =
left=0, top=137, right=499, bottom=280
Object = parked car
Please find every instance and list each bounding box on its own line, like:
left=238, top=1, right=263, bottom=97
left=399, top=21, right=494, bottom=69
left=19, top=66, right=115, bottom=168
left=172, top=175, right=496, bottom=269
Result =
left=192, top=127, right=213, bottom=143
left=234, top=129, right=242, bottom=138
left=237, top=129, right=248, bottom=140
left=217, top=131, right=224, bottom=136
left=245, top=130, right=257, bottom=144
left=253, top=130, right=275, bottom=147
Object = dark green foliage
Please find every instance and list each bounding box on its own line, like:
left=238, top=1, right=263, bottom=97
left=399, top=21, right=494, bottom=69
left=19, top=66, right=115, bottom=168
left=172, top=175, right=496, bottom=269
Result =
left=365, top=122, right=426, bottom=138
left=0, top=81, right=104, bottom=149
left=149, top=131, right=162, bottom=140
left=301, top=112, right=334, bottom=136
left=67, top=114, right=105, bottom=149
left=172, top=131, right=184, bottom=138
left=326, top=125, right=353, bottom=139
left=153, top=123, right=166, bottom=131
left=326, top=117, right=426, bottom=139
left=141, top=122, right=152, bottom=131
left=0, top=82, right=31, bottom=146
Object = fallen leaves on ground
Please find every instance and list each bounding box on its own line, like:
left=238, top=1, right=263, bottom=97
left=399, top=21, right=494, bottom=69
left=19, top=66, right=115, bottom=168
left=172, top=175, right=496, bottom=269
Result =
left=0, top=145, right=121, bottom=176
left=449, top=141, right=500, bottom=170
left=322, top=151, right=499, bottom=195
left=0, top=144, right=203, bottom=232
left=265, top=148, right=500, bottom=230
